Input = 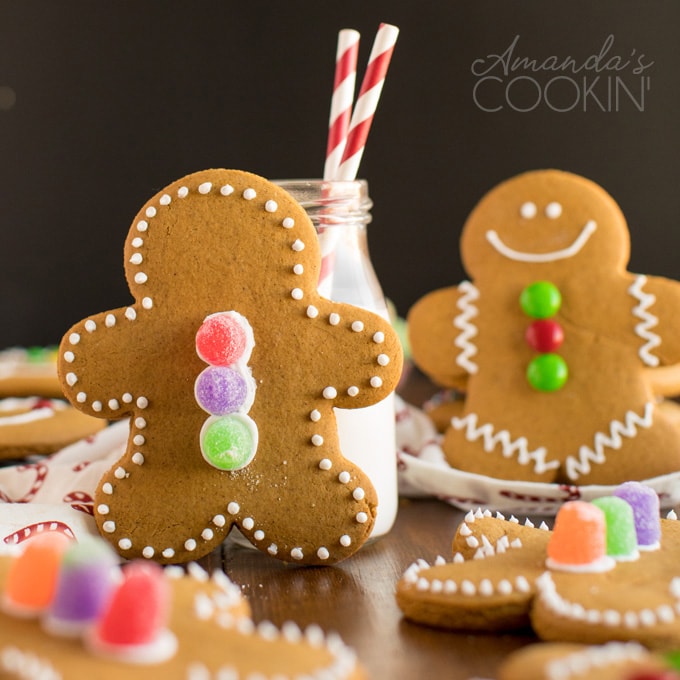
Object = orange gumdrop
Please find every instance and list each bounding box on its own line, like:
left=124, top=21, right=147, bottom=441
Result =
left=547, top=501, right=609, bottom=569
left=3, top=532, right=73, bottom=615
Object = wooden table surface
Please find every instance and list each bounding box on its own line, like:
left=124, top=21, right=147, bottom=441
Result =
left=206, top=498, right=537, bottom=680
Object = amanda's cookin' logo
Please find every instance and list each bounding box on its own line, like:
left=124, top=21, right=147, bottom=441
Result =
left=472, top=35, right=653, bottom=113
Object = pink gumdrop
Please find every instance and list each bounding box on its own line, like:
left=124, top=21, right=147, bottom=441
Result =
left=196, top=313, right=248, bottom=367
left=95, top=561, right=170, bottom=646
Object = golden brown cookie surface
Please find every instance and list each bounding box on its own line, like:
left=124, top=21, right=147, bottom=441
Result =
left=0, top=397, right=106, bottom=459
left=0, top=348, right=63, bottom=399
left=497, top=642, right=675, bottom=680
left=57, top=169, right=403, bottom=565
left=408, top=170, right=680, bottom=485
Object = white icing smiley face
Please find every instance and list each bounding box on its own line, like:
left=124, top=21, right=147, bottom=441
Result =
left=486, top=199, right=597, bottom=263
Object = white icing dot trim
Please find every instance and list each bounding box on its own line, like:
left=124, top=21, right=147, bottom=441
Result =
left=220, top=184, right=234, bottom=196
left=291, top=288, right=304, bottom=300
left=159, top=193, right=172, bottom=206
left=118, top=538, right=132, bottom=550
left=227, top=501, right=240, bottom=515
left=177, top=186, right=189, bottom=198
left=212, top=514, right=226, bottom=527
left=105, top=314, right=116, bottom=328
left=329, top=313, right=340, bottom=326
left=311, top=434, right=324, bottom=446
left=293, top=264, right=304, bottom=275
left=370, top=376, right=383, bottom=388
left=84, top=320, right=97, bottom=332
left=310, top=409, right=321, bottom=422
left=63, top=351, right=75, bottom=363
left=323, top=386, right=337, bottom=399
left=76, top=392, right=87, bottom=403
left=102, top=520, right=116, bottom=533
left=306, top=305, right=319, bottom=318
left=265, top=200, right=278, bottom=212
left=282, top=217, right=294, bottom=228
left=319, top=458, right=332, bottom=470
left=338, top=471, right=351, bottom=484
left=351, top=321, right=364, bottom=332
left=243, top=188, right=256, bottom=200
left=372, top=331, right=384, bottom=343
left=356, top=512, right=368, bottom=524
left=292, top=239, right=305, bottom=252
left=347, top=386, right=359, bottom=397
left=253, top=530, right=265, bottom=541
left=142, top=546, right=155, bottom=558
left=198, top=181, right=212, bottom=194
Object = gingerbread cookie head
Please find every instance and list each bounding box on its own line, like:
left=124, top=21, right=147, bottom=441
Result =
left=460, top=170, right=629, bottom=280
left=58, top=169, right=402, bottom=565
left=408, top=169, right=680, bottom=486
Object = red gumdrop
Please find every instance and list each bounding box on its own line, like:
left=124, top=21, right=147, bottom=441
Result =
left=627, top=672, right=680, bottom=680
left=196, top=313, right=247, bottom=366
left=95, top=561, right=170, bottom=646
left=525, top=319, right=564, bottom=353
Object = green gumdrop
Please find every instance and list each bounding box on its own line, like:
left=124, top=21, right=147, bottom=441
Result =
left=520, top=281, right=562, bottom=319
left=200, top=415, right=257, bottom=471
left=526, top=353, right=568, bottom=392
left=591, top=496, right=638, bottom=559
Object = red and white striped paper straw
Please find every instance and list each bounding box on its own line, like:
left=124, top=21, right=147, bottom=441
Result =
left=324, top=29, right=360, bottom=181
left=334, top=23, right=399, bottom=181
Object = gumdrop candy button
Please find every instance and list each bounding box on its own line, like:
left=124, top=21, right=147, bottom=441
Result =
left=196, top=312, right=249, bottom=366
left=88, top=561, right=177, bottom=664
left=43, top=535, right=120, bottom=637
left=520, top=281, right=562, bottom=319
left=195, top=365, right=251, bottom=415
left=2, top=532, right=72, bottom=616
left=546, top=501, right=615, bottom=572
left=200, top=414, right=258, bottom=471
left=613, top=481, right=661, bottom=551
left=591, top=496, right=639, bottom=561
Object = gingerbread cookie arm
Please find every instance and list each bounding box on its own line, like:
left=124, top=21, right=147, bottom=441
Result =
left=58, top=308, right=150, bottom=419
left=407, top=284, right=475, bottom=389
left=309, top=300, right=402, bottom=409
left=629, top=274, right=680, bottom=367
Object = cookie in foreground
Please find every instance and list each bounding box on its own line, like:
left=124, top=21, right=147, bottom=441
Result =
left=0, top=532, right=366, bottom=679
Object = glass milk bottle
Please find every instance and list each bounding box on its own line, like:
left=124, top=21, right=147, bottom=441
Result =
left=275, top=179, right=398, bottom=539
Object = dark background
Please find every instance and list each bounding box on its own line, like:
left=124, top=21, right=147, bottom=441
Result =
left=1, top=0, right=679, bottom=347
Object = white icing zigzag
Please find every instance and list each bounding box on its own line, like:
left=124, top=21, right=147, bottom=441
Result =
left=453, top=281, right=480, bottom=374
left=629, top=274, right=661, bottom=367
left=450, top=413, right=560, bottom=475
left=565, top=402, right=654, bottom=481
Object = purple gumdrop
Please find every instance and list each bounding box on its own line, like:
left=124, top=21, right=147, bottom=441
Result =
left=195, top=366, right=249, bottom=416
left=44, top=536, right=119, bottom=636
left=613, top=481, right=661, bottom=549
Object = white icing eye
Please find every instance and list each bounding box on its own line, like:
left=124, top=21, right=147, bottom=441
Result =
left=519, top=202, right=537, bottom=219
left=545, top=202, right=562, bottom=219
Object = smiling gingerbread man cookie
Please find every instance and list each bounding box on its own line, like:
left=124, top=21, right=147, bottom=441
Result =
left=408, top=169, right=680, bottom=485
left=57, top=169, right=402, bottom=565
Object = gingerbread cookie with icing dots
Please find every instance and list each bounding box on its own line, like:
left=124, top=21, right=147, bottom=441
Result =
left=396, top=482, right=680, bottom=648
left=0, top=397, right=106, bottom=460
left=408, top=169, right=680, bottom=486
left=57, top=169, right=402, bottom=565
left=0, top=532, right=366, bottom=679
left=498, top=641, right=680, bottom=680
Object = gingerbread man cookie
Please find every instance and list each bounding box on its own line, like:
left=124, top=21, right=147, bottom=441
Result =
left=408, top=170, right=680, bottom=485
left=57, top=169, right=402, bottom=565
left=397, top=484, right=680, bottom=649
left=0, top=533, right=365, bottom=679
